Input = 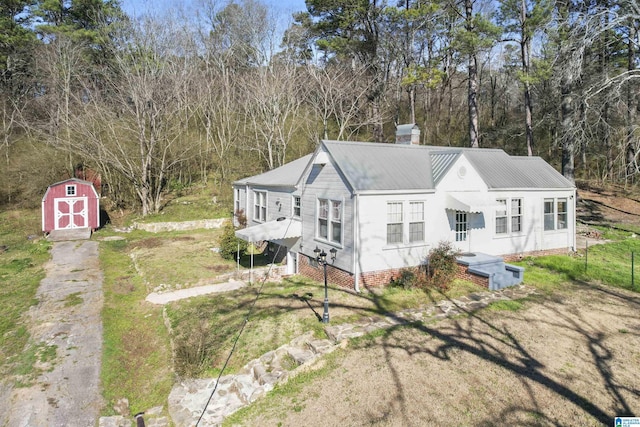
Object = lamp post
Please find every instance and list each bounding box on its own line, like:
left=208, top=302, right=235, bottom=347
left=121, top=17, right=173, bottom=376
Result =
left=314, top=246, right=337, bottom=323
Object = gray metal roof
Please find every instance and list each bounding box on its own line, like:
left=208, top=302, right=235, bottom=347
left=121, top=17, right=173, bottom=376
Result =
left=464, top=150, right=574, bottom=189
left=323, top=141, right=574, bottom=192
left=323, top=140, right=436, bottom=192
left=430, top=151, right=460, bottom=184
left=233, top=154, right=312, bottom=187
left=234, top=141, right=574, bottom=193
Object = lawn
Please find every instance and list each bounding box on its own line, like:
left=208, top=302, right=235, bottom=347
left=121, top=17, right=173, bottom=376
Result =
left=0, top=209, right=50, bottom=379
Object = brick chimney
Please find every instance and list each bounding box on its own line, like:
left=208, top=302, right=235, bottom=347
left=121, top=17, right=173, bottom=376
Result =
left=395, top=124, right=420, bottom=145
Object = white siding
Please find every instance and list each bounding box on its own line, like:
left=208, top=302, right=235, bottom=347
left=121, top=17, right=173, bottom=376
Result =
left=356, top=193, right=435, bottom=272
left=299, top=152, right=354, bottom=273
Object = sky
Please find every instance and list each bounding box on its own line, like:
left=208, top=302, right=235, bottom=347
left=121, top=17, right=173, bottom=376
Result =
left=119, top=0, right=307, bottom=20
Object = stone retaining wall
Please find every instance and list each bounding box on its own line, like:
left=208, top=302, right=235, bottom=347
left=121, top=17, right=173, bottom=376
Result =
left=133, top=218, right=227, bottom=233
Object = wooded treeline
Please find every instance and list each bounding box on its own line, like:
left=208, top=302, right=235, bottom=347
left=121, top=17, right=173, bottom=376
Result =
left=2, top=0, right=640, bottom=214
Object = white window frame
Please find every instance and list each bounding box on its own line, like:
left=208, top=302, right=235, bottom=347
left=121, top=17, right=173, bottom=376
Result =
left=544, top=198, right=555, bottom=231
left=495, top=198, right=523, bottom=235
left=330, top=200, right=342, bottom=243
left=66, top=185, right=76, bottom=196
left=455, top=211, right=468, bottom=242
left=293, top=196, right=301, bottom=218
left=408, top=201, right=424, bottom=243
left=557, top=198, right=568, bottom=230
left=386, top=202, right=404, bottom=245
left=318, top=199, right=329, bottom=240
left=511, top=198, right=523, bottom=233
left=317, top=198, right=342, bottom=244
left=495, top=199, right=508, bottom=235
left=235, top=188, right=241, bottom=214
left=253, top=191, right=266, bottom=222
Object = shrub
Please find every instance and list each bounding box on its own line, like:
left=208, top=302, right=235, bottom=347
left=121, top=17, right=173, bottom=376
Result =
left=426, top=241, right=460, bottom=291
left=390, top=267, right=419, bottom=289
left=218, top=220, right=248, bottom=260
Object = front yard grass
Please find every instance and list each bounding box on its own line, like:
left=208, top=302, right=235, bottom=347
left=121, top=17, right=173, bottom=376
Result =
left=100, top=238, right=173, bottom=416
left=518, top=237, right=640, bottom=292
left=165, top=276, right=488, bottom=379
left=0, top=209, right=50, bottom=380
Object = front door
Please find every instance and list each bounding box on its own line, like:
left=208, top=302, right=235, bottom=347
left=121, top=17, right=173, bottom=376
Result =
left=55, top=197, right=88, bottom=230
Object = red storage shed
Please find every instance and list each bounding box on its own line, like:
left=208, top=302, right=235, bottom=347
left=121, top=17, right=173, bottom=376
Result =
left=42, top=178, right=100, bottom=233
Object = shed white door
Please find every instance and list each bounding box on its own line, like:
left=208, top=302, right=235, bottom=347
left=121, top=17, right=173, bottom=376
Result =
left=55, top=197, right=88, bottom=229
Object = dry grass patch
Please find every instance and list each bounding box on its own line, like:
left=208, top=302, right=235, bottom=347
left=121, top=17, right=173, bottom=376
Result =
left=166, top=277, right=487, bottom=379
left=230, top=282, right=640, bottom=426
left=129, top=230, right=235, bottom=290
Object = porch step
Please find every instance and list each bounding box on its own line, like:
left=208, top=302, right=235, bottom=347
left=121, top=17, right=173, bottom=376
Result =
left=47, top=228, right=92, bottom=242
left=457, top=252, right=524, bottom=291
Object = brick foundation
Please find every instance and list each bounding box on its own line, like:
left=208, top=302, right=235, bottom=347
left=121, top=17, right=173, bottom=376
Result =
left=298, top=255, right=405, bottom=289
left=296, top=247, right=572, bottom=291
left=298, top=255, right=354, bottom=289
left=454, top=264, right=489, bottom=289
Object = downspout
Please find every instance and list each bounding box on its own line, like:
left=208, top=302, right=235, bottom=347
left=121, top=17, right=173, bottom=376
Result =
left=245, top=184, right=250, bottom=220
left=353, top=193, right=360, bottom=293
left=572, top=188, right=577, bottom=252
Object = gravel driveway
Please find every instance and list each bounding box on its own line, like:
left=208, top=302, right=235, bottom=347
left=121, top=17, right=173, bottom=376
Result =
left=1, top=240, right=103, bottom=427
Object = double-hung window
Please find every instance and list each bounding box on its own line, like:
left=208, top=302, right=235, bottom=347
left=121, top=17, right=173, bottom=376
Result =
left=331, top=201, right=342, bottom=243
left=495, top=199, right=508, bottom=234
left=387, top=202, right=403, bottom=244
left=496, top=198, right=522, bottom=235
left=409, top=202, right=424, bottom=243
left=511, top=198, right=523, bottom=232
left=544, top=199, right=555, bottom=231
left=318, top=199, right=329, bottom=239
left=317, top=198, right=342, bottom=244
left=557, top=198, right=568, bottom=229
left=254, top=191, right=266, bottom=222
left=544, top=198, right=569, bottom=231
left=293, top=196, right=301, bottom=218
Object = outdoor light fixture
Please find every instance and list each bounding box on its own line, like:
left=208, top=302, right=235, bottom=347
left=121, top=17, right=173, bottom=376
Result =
left=314, top=246, right=337, bottom=323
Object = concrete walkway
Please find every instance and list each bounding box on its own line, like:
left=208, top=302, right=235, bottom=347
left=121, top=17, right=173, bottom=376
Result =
left=167, top=284, right=538, bottom=427
left=145, top=280, right=247, bottom=305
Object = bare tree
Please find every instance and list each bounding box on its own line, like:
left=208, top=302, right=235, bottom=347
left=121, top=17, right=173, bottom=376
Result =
left=305, top=63, right=376, bottom=141
left=63, top=16, right=199, bottom=215
left=242, top=60, right=305, bottom=170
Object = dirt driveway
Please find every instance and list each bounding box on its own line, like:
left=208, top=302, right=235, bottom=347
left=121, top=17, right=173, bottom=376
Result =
left=240, top=282, right=640, bottom=426
left=1, top=240, right=103, bottom=427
